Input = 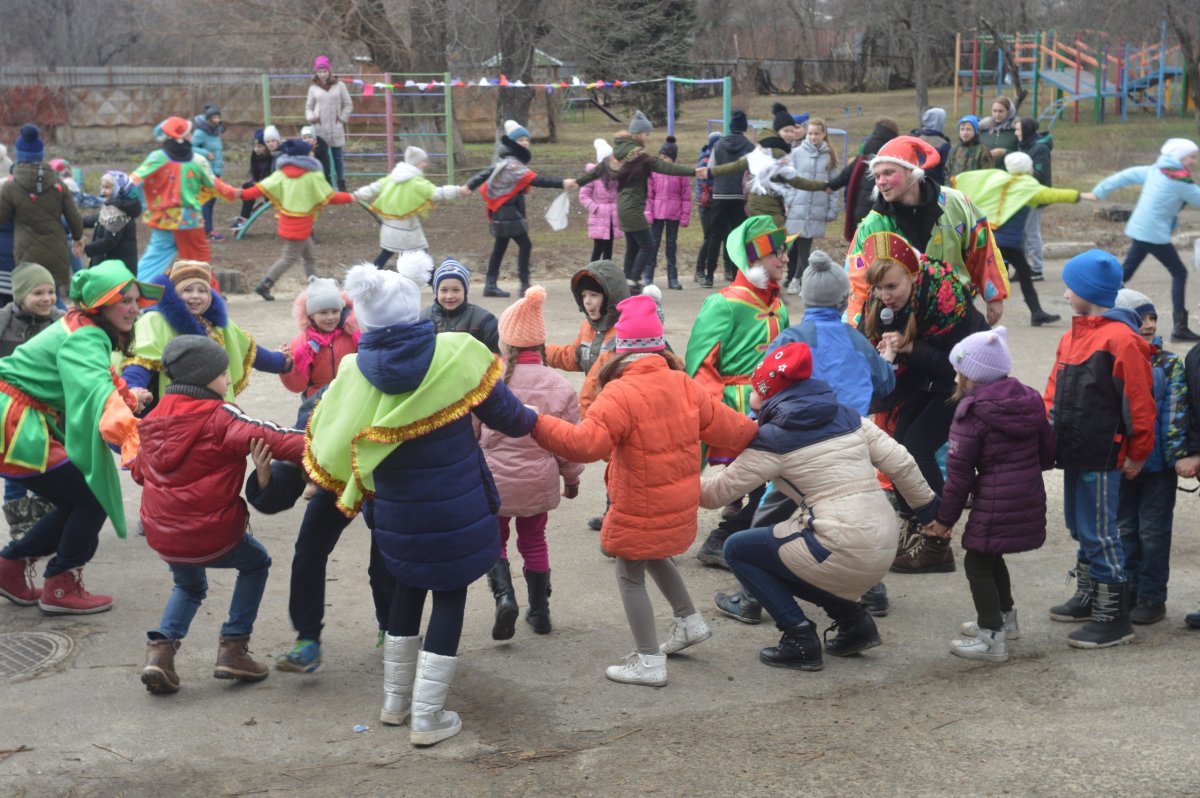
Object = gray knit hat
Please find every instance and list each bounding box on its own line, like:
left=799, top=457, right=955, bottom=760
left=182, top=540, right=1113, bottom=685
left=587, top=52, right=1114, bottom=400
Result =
left=800, top=250, right=850, bottom=311
left=163, top=335, right=229, bottom=388
left=629, top=110, right=652, bottom=135
left=305, top=275, right=345, bottom=315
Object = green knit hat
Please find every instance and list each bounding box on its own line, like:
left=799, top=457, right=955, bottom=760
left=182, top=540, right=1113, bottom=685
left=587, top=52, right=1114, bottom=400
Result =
left=726, top=215, right=789, bottom=274
left=11, top=262, right=55, bottom=305
left=69, top=260, right=164, bottom=312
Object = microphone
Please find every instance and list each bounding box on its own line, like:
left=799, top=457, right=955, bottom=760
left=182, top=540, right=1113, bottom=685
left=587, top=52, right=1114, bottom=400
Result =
left=880, top=307, right=897, bottom=332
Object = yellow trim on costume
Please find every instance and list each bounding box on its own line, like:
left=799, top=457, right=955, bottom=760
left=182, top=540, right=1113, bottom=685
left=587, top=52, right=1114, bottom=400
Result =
left=258, top=184, right=334, bottom=217
left=120, top=355, right=163, bottom=372
left=3, top=409, right=50, bottom=472
left=372, top=198, right=433, bottom=221
left=233, top=333, right=256, bottom=396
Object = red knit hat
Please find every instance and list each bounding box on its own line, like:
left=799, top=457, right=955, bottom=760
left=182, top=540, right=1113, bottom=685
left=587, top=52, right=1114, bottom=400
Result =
left=160, top=116, right=192, bottom=141
left=614, top=295, right=665, bottom=353
left=751, top=342, right=813, bottom=399
left=870, top=135, right=940, bottom=181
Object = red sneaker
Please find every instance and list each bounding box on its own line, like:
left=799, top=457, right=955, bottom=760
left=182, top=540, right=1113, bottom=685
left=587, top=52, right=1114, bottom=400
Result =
left=0, top=556, right=40, bottom=605
left=38, top=569, right=113, bottom=614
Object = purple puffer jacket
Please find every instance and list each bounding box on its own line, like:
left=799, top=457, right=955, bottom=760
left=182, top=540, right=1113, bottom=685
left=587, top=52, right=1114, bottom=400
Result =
left=937, top=377, right=1056, bottom=555
left=578, top=163, right=623, bottom=241
left=481, top=357, right=585, bottom=517
left=644, top=171, right=691, bottom=226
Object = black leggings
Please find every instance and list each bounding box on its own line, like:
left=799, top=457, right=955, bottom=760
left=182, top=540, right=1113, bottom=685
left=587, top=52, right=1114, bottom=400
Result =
left=892, top=391, right=956, bottom=513
left=1123, top=239, right=1189, bottom=317
left=623, top=228, right=655, bottom=284
left=999, top=245, right=1043, bottom=313
left=387, top=582, right=469, bottom=657
left=963, top=551, right=1013, bottom=631
left=786, top=237, right=814, bottom=283
left=591, top=238, right=614, bottom=261
left=0, top=463, right=108, bottom=577
left=487, top=234, right=533, bottom=283
left=695, top=205, right=712, bottom=277
left=704, top=199, right=747, bottom=278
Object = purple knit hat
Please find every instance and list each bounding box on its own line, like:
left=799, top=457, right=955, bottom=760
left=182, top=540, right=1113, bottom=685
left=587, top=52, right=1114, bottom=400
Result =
left=949, top=326, right=1011, bottom=384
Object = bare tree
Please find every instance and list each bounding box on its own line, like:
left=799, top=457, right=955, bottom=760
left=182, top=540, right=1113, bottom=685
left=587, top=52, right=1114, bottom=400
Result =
left=494, top=0, right=545, bottom=136
left=1163, top=0, right=1200, bottom=132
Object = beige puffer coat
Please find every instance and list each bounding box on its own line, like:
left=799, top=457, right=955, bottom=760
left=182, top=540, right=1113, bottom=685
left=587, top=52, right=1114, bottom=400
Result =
left=700, top=418, right=935, bottom=601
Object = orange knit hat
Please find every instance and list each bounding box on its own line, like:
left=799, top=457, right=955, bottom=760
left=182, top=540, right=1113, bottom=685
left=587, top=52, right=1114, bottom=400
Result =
left=498, top=285, right=547, bottom=348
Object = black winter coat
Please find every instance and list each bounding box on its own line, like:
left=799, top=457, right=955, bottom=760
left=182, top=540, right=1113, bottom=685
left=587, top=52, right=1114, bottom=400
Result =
left=828, top=121, right=899, bottom=230
left=83, top=195, right=142, bottom=271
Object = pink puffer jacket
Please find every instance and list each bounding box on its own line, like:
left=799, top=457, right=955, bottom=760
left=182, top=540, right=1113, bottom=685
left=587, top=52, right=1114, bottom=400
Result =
left=578, top=163, right=623, bottom=241
left=481, top=355, right=584, bottom=517
left=644, top=171, right=692, bottom=226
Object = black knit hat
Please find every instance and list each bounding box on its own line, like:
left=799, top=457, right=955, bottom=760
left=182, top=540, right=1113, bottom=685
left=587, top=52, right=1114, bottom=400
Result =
left=772, top=102, right=794, bottom=133
left=658, top=136, right=679, bottom=161
left=163, top=335, right=229, bottom=387
left=730, top=111, right=748, bottom=134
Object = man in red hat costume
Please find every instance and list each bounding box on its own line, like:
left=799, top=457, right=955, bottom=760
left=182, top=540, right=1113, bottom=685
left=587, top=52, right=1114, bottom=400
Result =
left=844, top=135, right=1008, bottom=328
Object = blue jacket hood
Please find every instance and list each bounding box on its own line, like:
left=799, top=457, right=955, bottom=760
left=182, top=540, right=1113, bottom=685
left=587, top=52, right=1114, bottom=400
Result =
left=1102, top=307, right=1143, bottom=334
left=751, top=378, right=861, bottom=454
left=357, top=320, right=436, bottom=395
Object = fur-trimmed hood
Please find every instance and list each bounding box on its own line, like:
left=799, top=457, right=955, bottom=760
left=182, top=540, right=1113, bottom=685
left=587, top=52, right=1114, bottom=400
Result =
left=276, top=154, right=324, bottom=173
left=291, top=289, right=359, bottom=334
left=497, top=135, right=532, bottom=164
left=149, top=274, right=228, bottom=336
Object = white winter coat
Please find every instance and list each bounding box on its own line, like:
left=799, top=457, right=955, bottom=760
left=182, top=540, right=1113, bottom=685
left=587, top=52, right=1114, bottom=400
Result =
left=700, top=419, right=935, bottom=601
left=305, top=81, right=353, bottom=148
left=782, top=139, right=840, bottom=238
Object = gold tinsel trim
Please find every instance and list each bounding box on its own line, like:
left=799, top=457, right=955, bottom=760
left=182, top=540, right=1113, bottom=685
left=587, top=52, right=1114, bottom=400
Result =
left=233, top=333, right=256, bottom=396
left=372, top=199, right=433, bottom=221
left=120, top=356, right=162, bottom=372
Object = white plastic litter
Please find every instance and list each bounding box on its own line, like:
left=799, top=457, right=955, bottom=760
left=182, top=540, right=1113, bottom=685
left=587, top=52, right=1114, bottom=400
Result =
left=545, top=191, right=570, bottom=231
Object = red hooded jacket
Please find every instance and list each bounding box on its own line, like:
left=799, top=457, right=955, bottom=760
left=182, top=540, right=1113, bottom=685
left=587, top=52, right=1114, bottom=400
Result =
left=131, top=391, right=305, bottom=564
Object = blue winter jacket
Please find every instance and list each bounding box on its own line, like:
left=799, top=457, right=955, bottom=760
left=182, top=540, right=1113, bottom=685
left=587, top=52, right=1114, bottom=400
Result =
left=360, top=321, right=537, bottom=591
left=1092, top=154, right=1200, bottom=244
left=993, top=206, right=1030, bottom=250
left=1144, top=339, right=1188, bottom=473
left=766, top=306, right=894, bottom=415
left=192, top=116, right=226, bottom=177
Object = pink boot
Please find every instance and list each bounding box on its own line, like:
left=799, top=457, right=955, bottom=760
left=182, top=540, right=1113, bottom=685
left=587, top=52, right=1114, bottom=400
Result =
left=0, top=556, right=40, bottom=605
left=38, top=568, right=113, bottom=614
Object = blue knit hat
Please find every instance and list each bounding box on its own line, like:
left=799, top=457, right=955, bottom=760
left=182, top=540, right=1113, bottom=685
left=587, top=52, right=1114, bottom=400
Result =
left=1062, top=249, right=1122, bottom=309
left=433, top=258, right=470, bottom=296
left=504, top=120, right=530, bottom=142
left=15, top=124, right=44, bottom=163
left=957, top=115, right=980, bottom=136
left=280, top=138, right=312, bottom=157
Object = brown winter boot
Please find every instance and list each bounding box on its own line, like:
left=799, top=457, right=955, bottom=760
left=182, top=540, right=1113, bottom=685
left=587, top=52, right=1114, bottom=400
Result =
left=213, top=635, right=269, bottom=682
left=890, top=535, right=956, bottom=574
left=142, top=637, right=181, bottom=695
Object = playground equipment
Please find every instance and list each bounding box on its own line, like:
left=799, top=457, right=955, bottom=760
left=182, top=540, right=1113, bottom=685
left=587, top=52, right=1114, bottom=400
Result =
left=954, top=24, right=1192, bottom=129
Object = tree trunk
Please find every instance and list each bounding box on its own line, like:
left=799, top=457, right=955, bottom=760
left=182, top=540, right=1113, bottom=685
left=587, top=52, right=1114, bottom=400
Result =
left=1164, top=1, right=1200, bottom=134
left=495, top=0, right=543, bottom=140
left=914, top=31, right=930, bottom=113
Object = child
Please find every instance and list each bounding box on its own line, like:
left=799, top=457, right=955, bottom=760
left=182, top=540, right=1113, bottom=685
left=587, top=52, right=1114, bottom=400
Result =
left=783, top=117, right=839, bottom=294
left=692, top=132, right=721, bottom=283
left=244, top=138, right=354, bottom=301
left=481, top=286, right=583, bottom=639
left=280, top=275, right=360, bottom=403
left=1112, top=289, right=1187, bottom=625
left=300, top=126, right=331, bottom=182
left=305, top=258, right=538, bottom=746
left=191, top=104, right=226, bottom=240
left=355, top=147, right=461, bottom=269
left=578, top=139, right=623, bottom=263
left=418, top=257, right=499, bottom=353
left=930, top=328, right=1055, bottom=662
left=231, top=130, right=276, bottom=232
left=134, top=335, right=305, bottom=695
left=532, top=294, right=759, bottom=686
left=946, top=115, right=993, bottom=178
left=465, top=120, right=577, bottom=298
left=1044, top=249, right=1155, bottom=648
left=0, top=262, right=63, bottom=538
left=82, top=171, right=141, bottom=272
left=1015, top=117, right=1052, bottom=280
left=643, top=136, right=690, bottom=290
left=698, top=342, right=937, bottom=672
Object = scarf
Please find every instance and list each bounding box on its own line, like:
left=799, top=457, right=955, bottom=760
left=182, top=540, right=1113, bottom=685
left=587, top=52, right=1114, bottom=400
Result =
left=292, top=325, right=361, bottom=380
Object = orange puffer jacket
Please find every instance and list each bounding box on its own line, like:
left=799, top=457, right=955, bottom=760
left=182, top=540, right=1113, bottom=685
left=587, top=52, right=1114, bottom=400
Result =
left=532, top=356, right=758, bottom=560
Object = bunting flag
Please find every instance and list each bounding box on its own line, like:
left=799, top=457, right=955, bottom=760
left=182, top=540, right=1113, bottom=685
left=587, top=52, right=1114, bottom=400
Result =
left=335, top=74, right=666, bottom=96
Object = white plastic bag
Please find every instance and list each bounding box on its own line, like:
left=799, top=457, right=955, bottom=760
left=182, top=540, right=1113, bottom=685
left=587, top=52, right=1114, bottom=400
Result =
left=544, top=191, right=570, bottom=231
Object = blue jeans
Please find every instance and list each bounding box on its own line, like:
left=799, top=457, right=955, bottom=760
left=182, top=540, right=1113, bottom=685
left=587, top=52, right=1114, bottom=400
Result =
left=1063, top=469, right=1126, bottom=584
left=331, top=147, right=345, bottom=185
left=724, top=526, right=861, bottom=630
left=201, top=198, right=216, bottom=234
left=4, top=479, right=26, bottom=502
left=1117, top=468, right=1176, bottom=603
left=1, top=463, right=108, bottom=577
left=153, top=534, right=271, bottom=640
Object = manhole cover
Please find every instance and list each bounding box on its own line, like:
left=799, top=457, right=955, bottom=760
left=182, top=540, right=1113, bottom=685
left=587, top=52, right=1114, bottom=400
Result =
left=0, top=631, right=74, bottom=682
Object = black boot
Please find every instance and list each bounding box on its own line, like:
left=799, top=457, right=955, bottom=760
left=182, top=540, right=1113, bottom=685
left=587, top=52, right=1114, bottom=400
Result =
left=518, top=264, right=531, bottom=296
left=487, top=560, right=519, bottom=641
left=1049, top=561, right=1093, bottom=622
left=483, top=279, right=510, bottom=298
left=337, top=179, right=347, bottom=192
left=823, top=608, right=882, bottom=657
left=713, top=588, right=763, bottom=624
left=696, top=526, right=732, bottom=569
left=759, top=623, right=823, bottom=671
left=524, top=570, right=551, bottom=634
left=254, top=277, right=275, bottom=301
left=858, top=582, right=890, bottom=617
left=1172, top=310, right=1200, bottom=342
left=1068, top=581, right=1135, bottom=648
left=1026, top=294, right=1061, bottom=326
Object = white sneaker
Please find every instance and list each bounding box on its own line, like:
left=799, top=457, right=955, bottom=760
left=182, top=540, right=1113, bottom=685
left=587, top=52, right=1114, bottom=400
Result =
left=950, top=627, right=1008, bottom=662
left=605, top=652, right=667, bottom=686
left=786, top=278, right=801, bottom=295
left=960, top=608, right=1020, bottom=640
left=659, top=612, right=712, bottom=655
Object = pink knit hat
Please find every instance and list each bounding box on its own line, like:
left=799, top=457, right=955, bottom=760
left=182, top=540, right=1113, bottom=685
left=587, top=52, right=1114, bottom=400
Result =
left=498, top=285, right=547, bottom=348
left=614, top=295, right=665, bottom=353
left=949, top=326, right=1010, bottom=384
left=314, top=55, right=332, bottom=72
